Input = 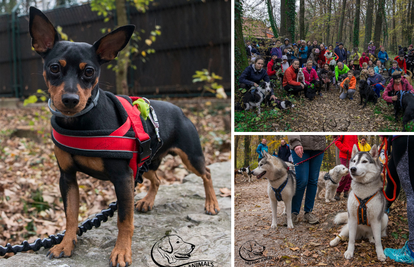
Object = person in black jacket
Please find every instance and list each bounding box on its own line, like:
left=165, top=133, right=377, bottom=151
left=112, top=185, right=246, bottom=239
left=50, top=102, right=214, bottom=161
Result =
left=277, top=139, right=291, bottom=162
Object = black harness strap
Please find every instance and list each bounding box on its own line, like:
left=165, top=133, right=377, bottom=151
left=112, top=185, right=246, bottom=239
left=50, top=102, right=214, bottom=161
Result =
left=323, top=172, right=337, bottom=184
left=271, top=172, right=291, bottom=201
left=354, top=191, right=379, bottom=226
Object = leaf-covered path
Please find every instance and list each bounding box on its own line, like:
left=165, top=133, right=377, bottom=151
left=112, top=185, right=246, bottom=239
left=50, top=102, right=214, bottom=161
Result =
left=235, top=84, right=405, bottom=132
left=234, top=175, right=409, bottom=266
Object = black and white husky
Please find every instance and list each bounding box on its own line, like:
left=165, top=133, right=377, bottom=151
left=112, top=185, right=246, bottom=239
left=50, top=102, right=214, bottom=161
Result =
left=330, top=144, right=388, bottom=262
left=238, top=166, right=252, bottom=183
left=251, top=151, right=296, bottom=229
left=241, top=82, right=273, bottom=114
left=316, top=164, right=348, bottom=202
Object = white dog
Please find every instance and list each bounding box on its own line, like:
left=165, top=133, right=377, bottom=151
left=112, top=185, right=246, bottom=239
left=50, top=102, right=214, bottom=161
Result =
left=316, top=164, right=348, bottom=202
left=330, top=145, right=388, bottom=262
left=251, top=151, right=296, bottom=229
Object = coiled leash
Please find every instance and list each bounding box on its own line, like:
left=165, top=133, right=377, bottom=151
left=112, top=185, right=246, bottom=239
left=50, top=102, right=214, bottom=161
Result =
left=378, top=136, right=397, bottom=202
left=0, top=202, right=118, bottom=256
left=293, top=136, right=339, bottom=167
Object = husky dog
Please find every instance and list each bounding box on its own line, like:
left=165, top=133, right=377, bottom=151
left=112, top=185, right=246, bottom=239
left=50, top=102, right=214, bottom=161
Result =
left=330, top=145, right=388, bottom=262
left=238, top=166, right=252, bottom=183
left=251, top=151, right=296, bottom=229
left=316, top=164, right=348, bottom=202
left=297, top=68, right=305, bottom=83
left=240, top=81, right=272, bottom=114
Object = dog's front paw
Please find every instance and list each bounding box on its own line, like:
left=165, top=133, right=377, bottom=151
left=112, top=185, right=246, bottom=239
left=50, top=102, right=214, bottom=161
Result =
left=110, top=246, right=132, bottom=267
left=204, top=198, right=220, bottom=215
left=369, top=236, right=375, bottom=243
left=135, top=197, right=154, bottom=213
left=46, top=238, right=76, bottom=259
left=344, top=250, right=354, bottom=259
left=329, top=238, right=339, bottom=247
left=377, top=252, right=386, bottom=262
left=287, top=223, right=294, bottom=229
left=325, top=199, right=330, bottom=203
left=271, top=223, right=278, bottom=229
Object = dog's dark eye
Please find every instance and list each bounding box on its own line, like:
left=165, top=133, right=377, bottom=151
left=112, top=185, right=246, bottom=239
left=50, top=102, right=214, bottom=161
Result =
left=84, top=67, right=94, bottom=77
left=50, top=64, right=60, bottom=74
left=362, top=160, right=368, bottom=163
left=176, top=241, right=180, bottom=243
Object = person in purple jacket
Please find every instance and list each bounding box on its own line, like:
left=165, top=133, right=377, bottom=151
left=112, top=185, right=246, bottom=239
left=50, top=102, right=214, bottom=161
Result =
left=367, top=67, right=385, bottom=97
left=368, top=41, right=376, bottom=56
left=270, top=39, right=283, bottom=60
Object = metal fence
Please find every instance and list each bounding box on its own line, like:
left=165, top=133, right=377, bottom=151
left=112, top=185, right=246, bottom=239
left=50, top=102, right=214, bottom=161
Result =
left=0, top=0, right=230, bottom=98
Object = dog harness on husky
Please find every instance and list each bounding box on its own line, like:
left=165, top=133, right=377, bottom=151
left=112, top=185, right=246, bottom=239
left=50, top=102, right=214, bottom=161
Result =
left=51, top=92, right=154, bottom=183
left=323, top=173, right=337, bottom=184
left=354, top=191, right=379, bottom=226
left=271, top=170, right=294, bottom=201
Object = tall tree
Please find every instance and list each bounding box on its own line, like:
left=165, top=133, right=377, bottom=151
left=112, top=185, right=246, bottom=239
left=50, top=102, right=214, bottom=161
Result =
left=326, top=0, right=332, bottom=45
left=364, top=0, right=374, bottom=49
left=235, top=136, right=240, bottom=169
left=280, top=0, right=287, bottom=37
left=374, top=0, right=385, bottom=46
left=337, top=0, right=347, bottom=42
left=286, top=0, right=296, bottom=41
left=266, top=0, right=278, bottom=38
left=244, top=136, right=250, bottom=167
left=235, top=0, right=249, bottom=78
left=353, top=0, right=361, bottom=47
left=299, top=0, right=305, bottom=40
left=392, top=0, right=397, bottom=53
left=115, top=0, right=129, bottom=95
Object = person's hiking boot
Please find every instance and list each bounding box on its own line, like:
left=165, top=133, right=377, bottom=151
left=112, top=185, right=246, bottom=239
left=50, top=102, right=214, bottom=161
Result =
left=343, top=191, right=349, bottom=198
left=292, top=213, right=298, bottom=224
left=334, top=192, right=341, bottom=201
left=384, top=241, right=414, bottom=264
left=304, top=212, right=319, bottom=224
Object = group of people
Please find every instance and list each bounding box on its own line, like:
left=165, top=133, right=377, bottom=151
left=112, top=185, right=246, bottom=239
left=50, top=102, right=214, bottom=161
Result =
left=240, top=38, right=414, bottom=104
left=254, top=136, right=414, bottom=265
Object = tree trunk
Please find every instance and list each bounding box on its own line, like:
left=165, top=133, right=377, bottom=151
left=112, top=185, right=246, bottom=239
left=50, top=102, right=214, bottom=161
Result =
left=326, top=0, right=332, bottom=45
left=235, top=136, right=240, bottom=169
left=244, top=136, right=250, bottom=167
left=300, top=0, right=305, bottom=39
left=353, top=0, right=361, bottom=47
left=235, top=0, right=249, bottom=77
left=280, top=0, right=287, bottom=37
left=364, top=0, right=374, bottom=49
left=115, top=0, right=129, bottom=95
left=373, top=0, right=384, bottom=46
left=337, top=0, right=347, bottom=42
left=286, top=0, right=296, bottom=41
left=267, top=0, right=278, bottom=38
left=335, top=147, right=340, bottom=165
left=392, top=0, right=397, bottom=53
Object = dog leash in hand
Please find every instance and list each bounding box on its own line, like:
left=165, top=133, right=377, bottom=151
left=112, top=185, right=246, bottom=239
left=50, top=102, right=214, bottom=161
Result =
left=378, top=136, right=397, bottom=202
left=293, top=137, right=339, bottom=167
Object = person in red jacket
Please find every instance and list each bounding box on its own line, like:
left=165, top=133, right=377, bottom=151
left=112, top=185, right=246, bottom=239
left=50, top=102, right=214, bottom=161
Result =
left=267, top=52, right=279, bottom=79
left=282, top=59, right=305, bottom=95
left=334, top=135, right=359, bottom=200
left=359, top=52, right=369, bottom=68
left=318, top=44, right=326, bottom=67
left=394, top=51, right=407, bottom=73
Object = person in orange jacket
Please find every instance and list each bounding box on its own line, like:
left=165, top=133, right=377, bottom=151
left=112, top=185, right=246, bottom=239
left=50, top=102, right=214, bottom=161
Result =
left=282, top=59, right=305, bottom=95
left=339, top=71, right=357, bottom=100
left=334, top=135, right=359, bottom=200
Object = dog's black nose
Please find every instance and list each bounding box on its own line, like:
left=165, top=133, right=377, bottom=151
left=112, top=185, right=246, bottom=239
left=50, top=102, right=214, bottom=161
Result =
left=350, top=167, right=357, bottom=173
left=62, top=93, right=80, bottom=108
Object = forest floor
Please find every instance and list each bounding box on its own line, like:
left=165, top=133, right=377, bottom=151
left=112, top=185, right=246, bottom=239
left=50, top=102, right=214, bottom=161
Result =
left=0, top=98, right=231, bottom=254
left=234, top=174, right=409, bottom=267
left=234, top=82, right=410, bottom=132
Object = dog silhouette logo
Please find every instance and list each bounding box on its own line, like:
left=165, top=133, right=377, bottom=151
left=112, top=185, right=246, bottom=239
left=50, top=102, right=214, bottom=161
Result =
left=151, top=235, right=215, bottom=267
left=239, top=240, right=266, bottom=262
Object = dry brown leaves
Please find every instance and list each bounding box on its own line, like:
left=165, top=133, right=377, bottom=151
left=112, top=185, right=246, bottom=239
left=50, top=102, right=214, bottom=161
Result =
left=0, top=98, right=230, bottom=251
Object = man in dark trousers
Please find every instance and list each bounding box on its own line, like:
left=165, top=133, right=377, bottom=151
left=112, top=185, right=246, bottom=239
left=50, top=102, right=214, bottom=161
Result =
left=277, top=139, right=291, bottom=162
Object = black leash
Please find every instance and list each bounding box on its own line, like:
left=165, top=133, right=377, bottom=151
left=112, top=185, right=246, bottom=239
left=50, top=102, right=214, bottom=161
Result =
left=0, top=202, right=117, bottom=256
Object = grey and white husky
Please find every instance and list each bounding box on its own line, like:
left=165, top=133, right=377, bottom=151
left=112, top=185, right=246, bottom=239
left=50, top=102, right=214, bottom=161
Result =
left=316, top=164, right=349, bottom=202
left=251, top=151, right=296, bottom=229
left=330, top=144, right=388, bottom=262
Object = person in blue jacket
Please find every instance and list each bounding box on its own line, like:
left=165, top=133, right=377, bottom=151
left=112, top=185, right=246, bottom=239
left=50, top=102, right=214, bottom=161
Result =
left=239, top=56, right=277, bottom=100
left=256, top=138, right=268, bottom=163
left=378, top=46, right=389, bottom=66
left=298, top=40, right=308, bottom=67
left=367, top=67, right=386, bottom=97
left=334, top=42, right=347, bottom=64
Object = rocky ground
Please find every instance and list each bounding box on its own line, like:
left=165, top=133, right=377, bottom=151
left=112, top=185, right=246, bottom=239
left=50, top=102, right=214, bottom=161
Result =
left=234, top=175, right=409, bottom=267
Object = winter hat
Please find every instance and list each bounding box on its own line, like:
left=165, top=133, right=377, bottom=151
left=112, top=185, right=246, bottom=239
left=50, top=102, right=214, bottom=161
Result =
left=410, top=44, right=413, bottom=47
left=271, top=52, right=277, bottom=56
left=399, top=51, right=405, bottom=57
left=339, top=42, right=344, bottom=46
left=362, top=52, right=366, bottom=56
left=315, top=49, right=320, bottom=54
left=282, top=55, right=288, bottom=60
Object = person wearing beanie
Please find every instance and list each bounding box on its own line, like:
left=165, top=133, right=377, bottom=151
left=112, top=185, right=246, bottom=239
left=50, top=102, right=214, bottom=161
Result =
left=394, top=52, right=407, bottom=73
left=359, top=52, right=369, bottom=68
left=334, top=42, right=347, bottom=64
left=281, top=55, right=290, bottom=73
left=388, top=60, right=403, bottom=76
left=383, top=71, right=414, bottom=104
left=298, top=40, right=309, bottom=67
left=367, top=67, right=386, bottom=97
left=267, top=52, right=280, bottom=78
left=281, top=38, right=293, bottom=62
left=309, top=48, right=320, bottom=70
left=367, top=41, right=376, bottom=56
left=318, top=44, right=326, bottom=67
left=270, top=40, right=283, bottom=60
left=378, top=46, right=389, bottom=66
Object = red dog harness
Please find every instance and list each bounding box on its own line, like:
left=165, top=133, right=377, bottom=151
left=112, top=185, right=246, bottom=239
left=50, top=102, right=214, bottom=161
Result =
left=52, top=95, right=152, bottom=182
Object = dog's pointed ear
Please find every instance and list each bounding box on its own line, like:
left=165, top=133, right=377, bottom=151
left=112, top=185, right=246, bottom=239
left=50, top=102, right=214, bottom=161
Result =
left=29, top=6, right=59, bottom=56
left=351, top=144, right=359, bottom=159
left=370, top=144, right=379, bottom=158
left=262, top=150, right=270, bottom=158
left=93, top=25, right=135, bottom=64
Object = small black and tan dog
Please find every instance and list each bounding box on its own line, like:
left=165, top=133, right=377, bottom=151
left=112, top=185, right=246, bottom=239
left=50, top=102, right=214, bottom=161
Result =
left=358, top=80, right=378, bottom=108
left=29, top=7, right=219, bottom=267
